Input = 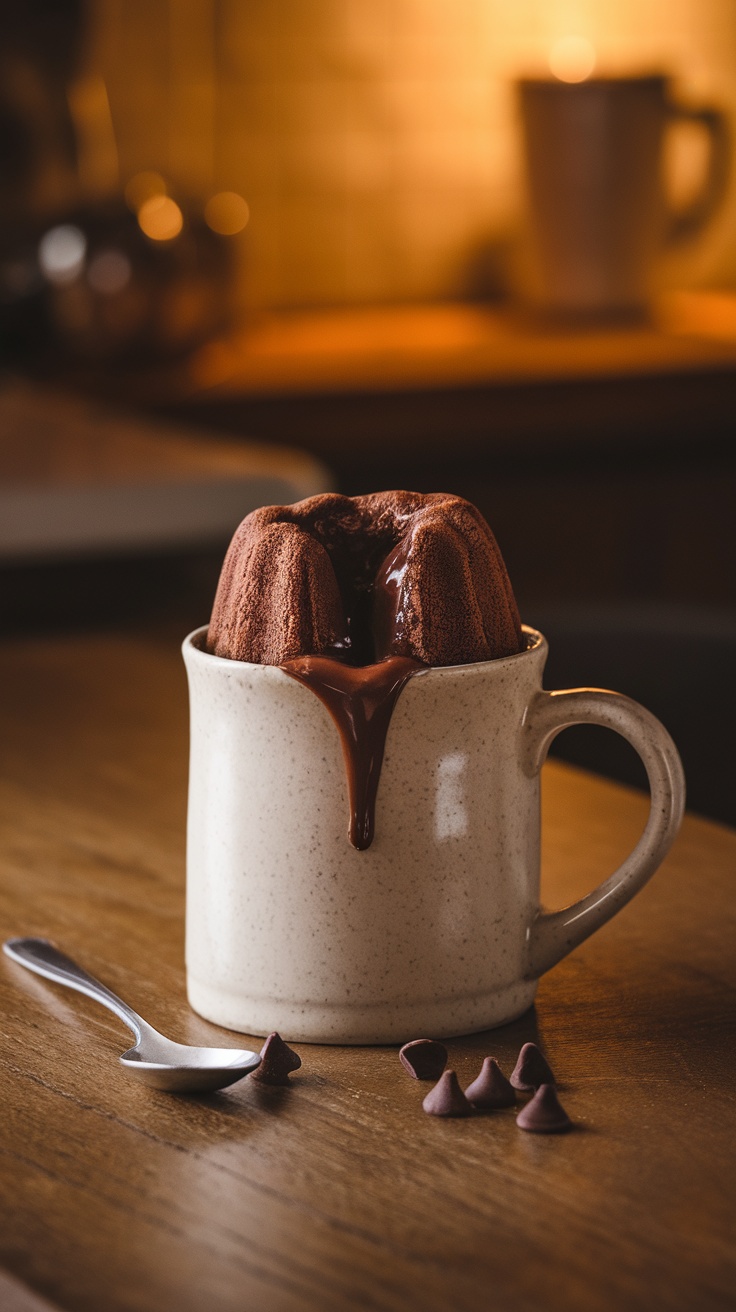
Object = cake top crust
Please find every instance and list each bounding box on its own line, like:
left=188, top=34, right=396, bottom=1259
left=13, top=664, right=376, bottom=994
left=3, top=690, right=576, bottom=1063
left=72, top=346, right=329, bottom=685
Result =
left=207, top=490, right=523, bottom=667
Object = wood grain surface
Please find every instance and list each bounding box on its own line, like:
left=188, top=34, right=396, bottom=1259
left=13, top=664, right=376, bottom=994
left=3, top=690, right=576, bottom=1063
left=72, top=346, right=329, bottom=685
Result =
left=0, top=627, right=733, bottom=1312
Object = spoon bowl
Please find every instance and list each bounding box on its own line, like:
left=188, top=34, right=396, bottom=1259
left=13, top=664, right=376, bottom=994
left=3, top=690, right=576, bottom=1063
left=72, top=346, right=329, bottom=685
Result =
left=3, top=938, right=261, bottom=1094
left=120, top=1037, right=262, bottom=1093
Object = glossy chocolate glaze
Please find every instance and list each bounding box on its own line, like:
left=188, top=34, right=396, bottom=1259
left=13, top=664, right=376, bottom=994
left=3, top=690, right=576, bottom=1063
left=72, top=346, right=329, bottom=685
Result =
left=371, top=535, right=411, bottom=659
left=281, top=653, right=424, bottom=850
left=211, top=491, right=524, bottom=850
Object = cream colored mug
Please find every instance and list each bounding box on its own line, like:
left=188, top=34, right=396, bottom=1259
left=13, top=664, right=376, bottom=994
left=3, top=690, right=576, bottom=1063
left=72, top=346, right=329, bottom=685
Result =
left=183, top=625, right=685, bottom=1044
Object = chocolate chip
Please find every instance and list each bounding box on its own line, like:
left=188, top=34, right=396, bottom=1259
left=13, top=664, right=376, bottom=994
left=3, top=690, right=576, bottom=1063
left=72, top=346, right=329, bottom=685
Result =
left=516, top=1083, right=572, bottom=1133
left=399, top=1038, right=448, bottom=1081
left=249, top=1032, right=302, bottom=1085
left=510, top=1042, right=555, bottom=1091
left=465, top=1057, right=516, bottom=1109
left=422, top=1070, right=473, bottom=1117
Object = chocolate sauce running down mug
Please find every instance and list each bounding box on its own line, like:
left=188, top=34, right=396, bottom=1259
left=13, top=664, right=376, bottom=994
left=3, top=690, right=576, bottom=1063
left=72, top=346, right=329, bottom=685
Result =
left=182, top=625, right=685, bottom=1043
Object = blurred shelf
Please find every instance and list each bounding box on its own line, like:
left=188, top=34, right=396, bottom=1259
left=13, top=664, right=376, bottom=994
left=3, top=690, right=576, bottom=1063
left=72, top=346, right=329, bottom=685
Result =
left=141, top=290, right=736, bottom=469
left=186, top=292, right=736, bottom=394
left=24, top=292, right=736, bottom=612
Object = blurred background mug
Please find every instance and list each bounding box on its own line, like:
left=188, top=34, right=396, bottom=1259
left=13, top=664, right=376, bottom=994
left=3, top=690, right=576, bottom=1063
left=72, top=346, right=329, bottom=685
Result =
left=517, top=75, right=730, bottom=317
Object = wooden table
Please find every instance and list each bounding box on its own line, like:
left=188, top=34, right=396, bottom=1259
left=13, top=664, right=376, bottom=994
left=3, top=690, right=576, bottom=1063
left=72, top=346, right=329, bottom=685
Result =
left=0, top=627, right=734, bottom=1312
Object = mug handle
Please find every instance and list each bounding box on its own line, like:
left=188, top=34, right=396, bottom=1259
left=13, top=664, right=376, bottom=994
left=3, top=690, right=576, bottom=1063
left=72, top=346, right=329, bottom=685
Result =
left=522, top=688, right=686, bottom=979
left=664, top=102, right=730, bottom=246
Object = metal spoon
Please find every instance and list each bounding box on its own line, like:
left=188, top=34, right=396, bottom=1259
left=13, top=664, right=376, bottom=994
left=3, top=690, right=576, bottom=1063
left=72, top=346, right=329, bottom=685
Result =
left=3, top=938, right=261, bottom=1093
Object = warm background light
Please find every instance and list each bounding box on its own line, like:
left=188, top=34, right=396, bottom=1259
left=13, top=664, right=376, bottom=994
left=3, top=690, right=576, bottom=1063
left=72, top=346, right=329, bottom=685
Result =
left=87, top=249, right=132, bottom=294
left=38, top=225, right=87, bottom=284
left=124, top=171, right=167, bottom=213
left=549, top=36, right=597, bottom=83
left=137, top=195, right=183, bottom=242
left=205, top=191, right=250, bottom=236
left=83, top=0, right=736, bottom=310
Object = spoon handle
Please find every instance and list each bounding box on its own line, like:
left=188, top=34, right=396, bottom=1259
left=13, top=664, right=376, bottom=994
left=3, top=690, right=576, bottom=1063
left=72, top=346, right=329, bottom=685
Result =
left=4, top=938, right=145, bottom=1042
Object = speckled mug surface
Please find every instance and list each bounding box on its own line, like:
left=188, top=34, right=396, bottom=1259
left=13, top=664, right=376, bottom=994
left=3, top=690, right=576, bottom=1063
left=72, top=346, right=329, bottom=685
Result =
left=182, top=625, right=685, bottom=1044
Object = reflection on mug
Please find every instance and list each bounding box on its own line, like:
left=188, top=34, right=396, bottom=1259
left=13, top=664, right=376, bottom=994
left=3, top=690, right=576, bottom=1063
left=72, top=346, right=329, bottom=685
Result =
left=435, top=752, right=469, bottom=841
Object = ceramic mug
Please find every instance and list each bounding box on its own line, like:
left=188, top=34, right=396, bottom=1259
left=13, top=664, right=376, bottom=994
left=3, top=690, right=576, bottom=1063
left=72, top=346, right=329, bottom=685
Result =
left=517, top=75, right=730, bottom=316
left=182, top=625, right=685, bottom=1043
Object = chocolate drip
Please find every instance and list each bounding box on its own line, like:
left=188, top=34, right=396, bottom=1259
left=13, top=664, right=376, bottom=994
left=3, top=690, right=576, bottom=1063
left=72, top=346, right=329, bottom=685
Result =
left=210, top=491, right=524, bottom=849
left=281, top=654, right=424, bottom=850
